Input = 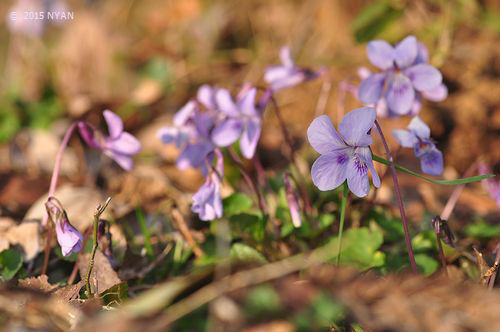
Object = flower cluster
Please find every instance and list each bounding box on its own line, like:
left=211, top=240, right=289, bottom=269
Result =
left=307, top=35, right=448, bottom=198
left=159, top=47, right=323, bottom=221
left=358, top=36, right=445, bottom=116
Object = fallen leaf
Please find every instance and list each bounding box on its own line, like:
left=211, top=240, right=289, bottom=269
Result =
left=0, top=218, right=42, bottom=260
left=78, top=250, right=121, bottom=294
left=54, top=281, right=85, bottom=302
left=6, top=220, right=41, bottom=260
left=24, top=184, right=109, bottom=232
left=18, top=275, right=58, bottom=293
left=27, top=129, right=78, bottom=175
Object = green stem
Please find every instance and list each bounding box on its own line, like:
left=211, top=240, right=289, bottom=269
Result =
left=372, top=154, right=494, bottom=185
left=85, top=197, right=111, bottom=298
left=136, top=208, right=154, bottom=258
left=336, top=182, right=349, bottom=265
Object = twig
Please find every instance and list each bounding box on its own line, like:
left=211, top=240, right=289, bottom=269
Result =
left=171, top=208, right=204, bottom=258
left=85, top=197, right=112, bottom=298
left=121, top=243, right=174, bottom=280
left=151, top=239, right=341, bottom=329
left=314, top=79, right=331, bottom=117
left=374, top=120, right=417, bottom=273
left=488, top=245, right=500, bottom=290
left=41, top=224, right=54, bottom=276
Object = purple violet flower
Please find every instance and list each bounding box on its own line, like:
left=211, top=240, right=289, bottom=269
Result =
left=284, top=173, right=302, bottom=227
left=157, top=87, right=216, bottom=172
left=192, top=149, right=224, bottom=221
left=78, top=110, right=142, bottom=171
left=264, top=46, right=323, bottom=91
left=307, top=107, right=381, bottom=197
left=358, top=36, right=444, bottom=115
left=45, top=197, right=83, bottom=256
left=211, top=87, right=262, bottom=159
left=478, top=163, right=500, bottom=208
left=393, top=116, right=443, bottom=176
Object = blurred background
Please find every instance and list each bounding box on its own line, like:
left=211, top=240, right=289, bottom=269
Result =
left=0, top=0, right=499, bottom=238
left=0, top=1, right=499, bottom=331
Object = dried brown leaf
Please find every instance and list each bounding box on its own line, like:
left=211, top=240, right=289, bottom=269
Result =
left=18, top=275, right=58, bottom=293
left=78, top=250, right=121, bottom=294
left=25, top=184, right=108, bottom=232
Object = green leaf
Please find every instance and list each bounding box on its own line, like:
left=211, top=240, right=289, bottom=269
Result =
left=318, top=214, right=335, bottom=229
left=0, top=249, right=23, bottom=280
left=370, top=211, right=404, bottom=242
left=26, top=92, right=62, bottom=129
left=465, top=220, right=500, bottom=238
left=141, top=57, right=173, bottom=89
left=245, top=284, right=282, bottom=316
left=99, top=282, right=128, bottom=307
left=327, top=228, right=385, bottom=270
left=373, top=154, right=495, bottom=185
left=136, top=208, right=154, bottom=258
left=0, top=108, right=20, bottom=143
left=415, top=254, right=439, bottom=276
left=229, top=213, right=266, bottom=242
left=230, top=243, right=267, bottom=264
left=223, top=193, right=253, bottom=217
left=411, top=230, right=436, bottom=251
left=311, top=293, right=345, bottom=327
left=352, top=0, right=403, bottom=42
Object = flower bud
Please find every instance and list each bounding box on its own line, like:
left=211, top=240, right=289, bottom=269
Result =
left=77, top=121, right=101, bottom=149
left=284, top=173, right=302, bottom=228
left=45, top=197, right=83, bottom=256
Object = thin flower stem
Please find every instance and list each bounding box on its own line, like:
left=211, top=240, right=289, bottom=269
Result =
left=336, top=182, right=349, bottom=265
left=85, top=197, right=111, bottom=298
left=228, top=148, right=268, bottom=216
left=41, top=122, right=78, bottom=275
left=269, top=97, right=296, bottom=162
left=252, top=154, right=267, bottom=187
left=269, top=96, right=312, bottom=213
left=372, top=154, right=493, bottom=185
left=41, top=225, right=53, bottom=276
left=44, top=122, right=78, bottom=226
left=374, top=120, right=417, bottom=273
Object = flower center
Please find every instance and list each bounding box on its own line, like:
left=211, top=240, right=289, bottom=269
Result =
left=353, top=156, right=368, bottom=176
